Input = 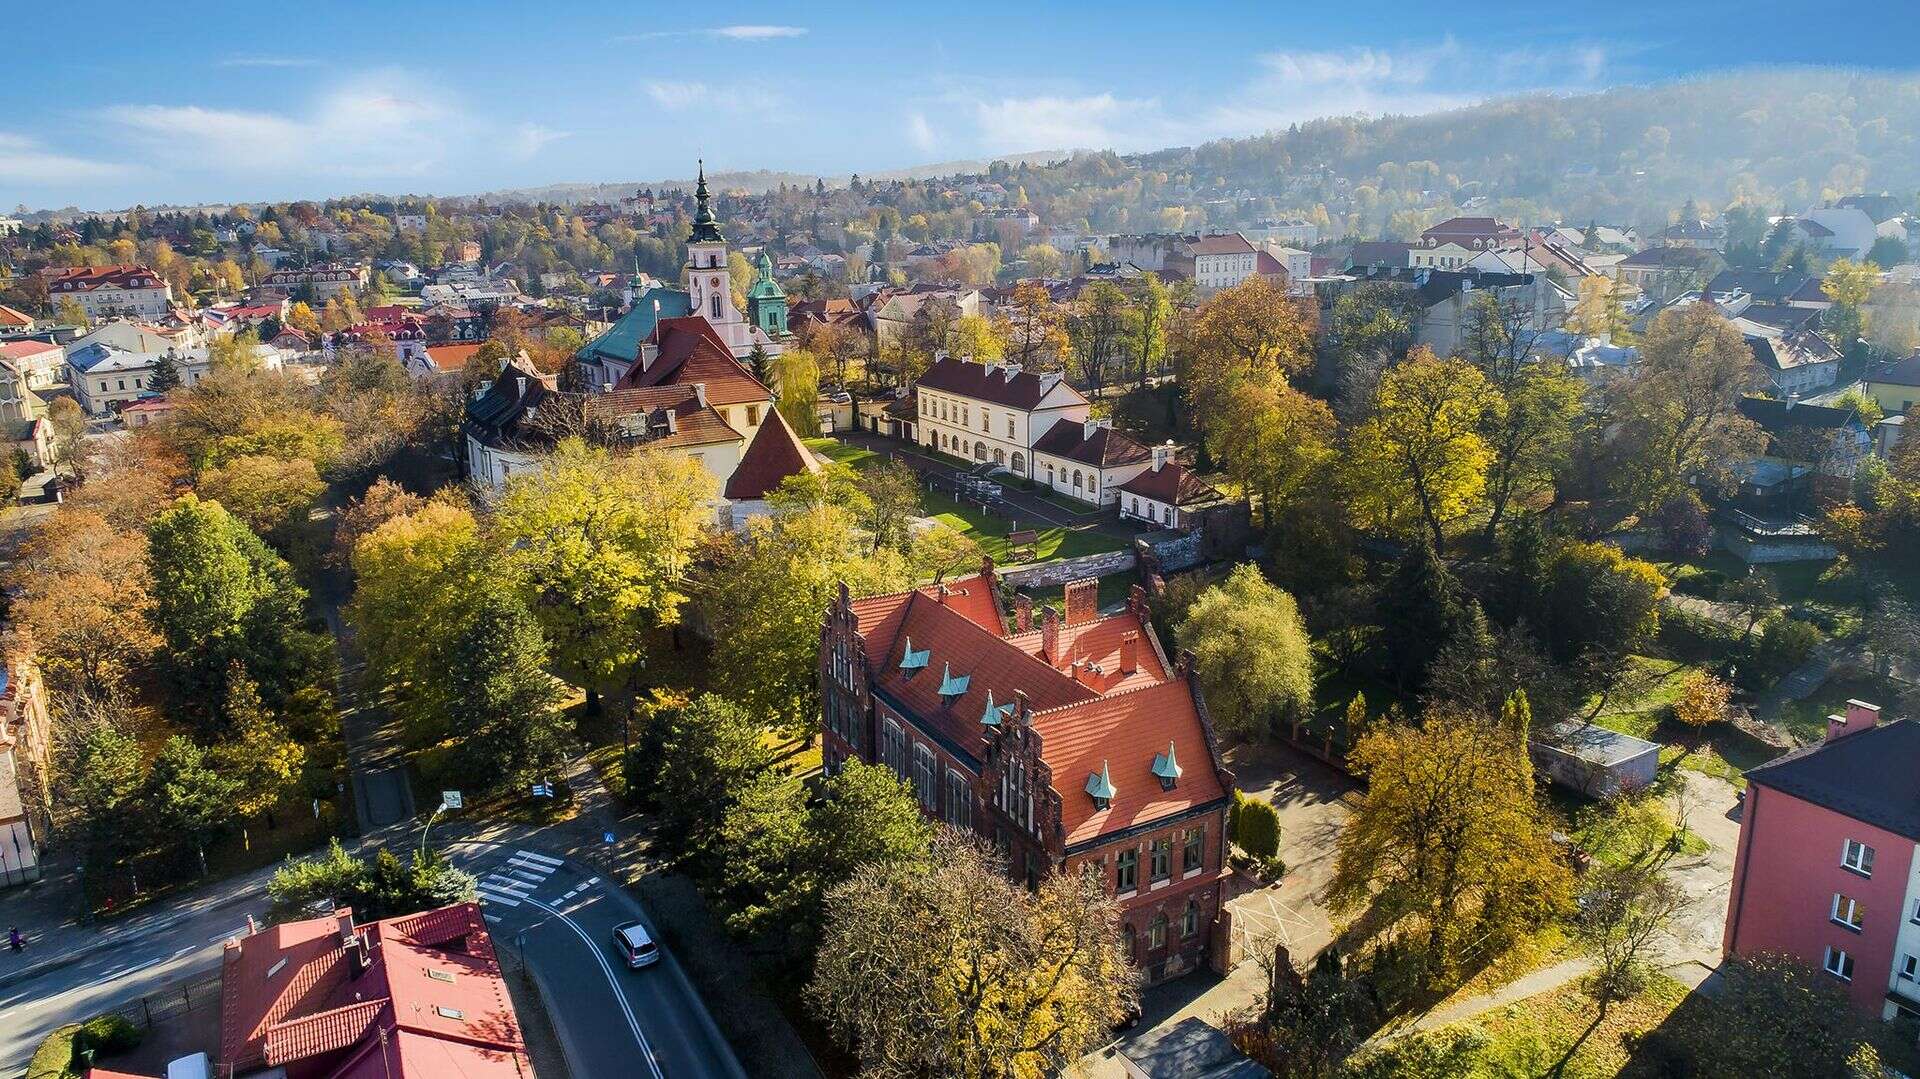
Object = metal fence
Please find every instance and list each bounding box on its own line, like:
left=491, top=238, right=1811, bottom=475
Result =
left=103, top=972, right=223, bottom=1031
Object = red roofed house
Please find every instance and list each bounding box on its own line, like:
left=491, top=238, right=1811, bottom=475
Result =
left=0, top=648, right=52, bottom=887
left=0, top=303, right=37, bottom=330
left=821, top=570, right=1237, bottom=983
left=0, top=338, right=66, bottom=390
left=1185, top=232, right=1259, bottom=293
left=1118, top=443, right=1224, bottom=530
left=210, top=903, right=531, bottom=1079
left=43, top=265, right=174, bottom=321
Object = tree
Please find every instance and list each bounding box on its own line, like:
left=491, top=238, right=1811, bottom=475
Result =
left=1569, top=861, right=1689, bottom=1053
left=212, top=668, right=306, bottom=823
left=6, top=509, right=158, bottom=697
left=1604, top=303, right=1764, bottom=517
left=493, top=440, right=713, bottom=701
left=650, top=694, right=777, bottom=879
left=1466, top=306, right=1584, bottom=543
left=948, top=313, right=1007, bottom=363
left=1327, top=282, right=1422, bottom=417
left=446, top=584, right=571, bottom=791
left=1375, top=539, right=1468, bottom=693
left=58, top=709, right=146, bottom=869
left=1673, top=670, right=1732, bottom=730
left=286, top=301, right=321, bottom=335
left=329, top=479, right=426, bottom=569
left=1003, top=281, right=1071, bottom=370
left=1644, top=954, right=1900, bottom=1079
left=1567, top=274, right=1636, bottom=343
left=1204, top=375, right=1335, bottom=532
left=1175, top=564, right=1314, bottom=736
left=347, top=502, right=484, bottom=744
left=267, top=839, right=477, bottom=924
left=148, top=349, right=181, bottom=392
left=1236, top=798, right=1281, bottom=860
left=47, top=397, right=89, bottom=478
left=1343, top=349, right=1496, bottom=550
left=1821, top=257, right=1880, bottom=345
left=1134, top=273, right=1170, bottom=388
left=1068, top=281, right=1130, bottom=399
left=771, top=347, right=823, bottom=437
left=1328, top=710, right=1573, bottom=986
left=146, top=494, right=318, bottom=731
left=810, top=833, right=1135, bottom=1078
left=1181, top=276, right=1315, bottom=425
left=144, top=735, right=241, bottom=869
left=196, top=454, right=325, bottom=547
left=1539, top=541, right=1667, bottom=705
left=57, top=297, right=88, bottom=328
left=704, top=497, right=911, bottom=734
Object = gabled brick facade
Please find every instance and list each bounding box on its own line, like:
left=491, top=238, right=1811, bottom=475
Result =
left=820, top=568, right=1237, bottom=983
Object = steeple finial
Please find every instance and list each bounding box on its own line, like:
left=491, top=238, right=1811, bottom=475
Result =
left=690, top=159, right=724, bottom=243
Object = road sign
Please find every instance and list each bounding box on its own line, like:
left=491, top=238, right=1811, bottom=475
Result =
left=604, top=831, right=616, bottom=845
left=441, top=790, right=463, bottom=810
left=530, top=782, right=553, bottom=798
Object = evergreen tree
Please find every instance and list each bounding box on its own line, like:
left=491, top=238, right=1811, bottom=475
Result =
left=144, top=735, right=241, bottom=870
left=1376, top=540, right=1466, bottom=692
left=448, top=586, right=570, bottom=792
left=147, top=349, right=181, bottom=392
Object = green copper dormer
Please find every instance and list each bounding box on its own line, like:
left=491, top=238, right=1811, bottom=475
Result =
left=747, top=250, right=788, bottom=336
left=980, top=689, right=1014, bottom=728
left=899, top=637, right=930, bottom=672
left=937, top=661, right=971, bottom=701
left=1152, top=741, right=1182, bottom=791
left=1085, top=760, right=1116, bottom=811
left=689, top=159, right=725, bottom=244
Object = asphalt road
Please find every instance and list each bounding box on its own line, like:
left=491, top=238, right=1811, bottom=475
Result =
left=457, top=844, right=747, bottom=1079
left=0, top=894, right=267, bottom=1078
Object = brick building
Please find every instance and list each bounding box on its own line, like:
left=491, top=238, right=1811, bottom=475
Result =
left=1723, top=701, right=1920, bottom=1020
left=820, top=568, right=1237, bottom=983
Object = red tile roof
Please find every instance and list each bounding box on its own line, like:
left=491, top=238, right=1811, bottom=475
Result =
left=44, top=264, right=167, bottom=292
left=425, top=343, right=484, bottom=372
left=0, top=340, right=60, bottom=361
left=616, top=316, right=771, bottom=407
left=846, top=573, right=1224, bottom=849
left=219, top=903, right=528, bottom=1079
left=915, top=356, right=1088, bottom=411
left=0, top=304, right=36, bottom=328
left=1117, top=460, right=1222, bottom=507
left=724, top=408, right=820, bottom=499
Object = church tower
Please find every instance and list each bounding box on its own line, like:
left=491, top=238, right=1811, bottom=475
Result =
left=685, top=161, right=744, bottom=335
left=746, top=250, right=788, bottom=338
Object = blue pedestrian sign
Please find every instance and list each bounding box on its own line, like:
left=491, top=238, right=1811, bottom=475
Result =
left=603, top=831, right=616, bottom=845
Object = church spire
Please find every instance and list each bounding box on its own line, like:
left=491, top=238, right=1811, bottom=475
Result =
left=690, top=158, right=724, bottom=243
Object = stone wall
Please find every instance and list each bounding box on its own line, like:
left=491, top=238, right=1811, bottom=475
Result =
left=1001, top=550, right=1136, bottom=589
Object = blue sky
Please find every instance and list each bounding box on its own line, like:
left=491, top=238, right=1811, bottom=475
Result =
left=4, top=0, right=1912, bottom=211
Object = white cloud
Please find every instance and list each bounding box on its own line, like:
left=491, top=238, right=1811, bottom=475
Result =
left=906, top=112, right=937, bottom=154
left=645, top=81, right=782, bottom=116
left=972, top=93, right=1163, bottom=153
left=102, top=75, right=457, bottom=179
left=0, top=133, right=126, bottom=184
left=218, top=55, right=318, bottom=68
left=713, top=24, right=805, bottom=39
left=510, top=123, right=571, bottom=159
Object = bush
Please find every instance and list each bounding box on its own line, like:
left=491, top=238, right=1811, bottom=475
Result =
left=26, top=1025, right=80, bottom=1079
left=1745, top=615, right=1824, bottom=688
left=1236, top=798, right=1281, bottom=860
left=1670, top=567, right=1731, bottom=600
left=78, top=1014, right=143, bottom=1056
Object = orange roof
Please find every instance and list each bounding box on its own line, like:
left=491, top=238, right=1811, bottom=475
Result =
left=0, top=304, right=34, bottom=328
left=1035, top=679, right=1226, bottom=847
left=615, top=316, right=771, bottom=406
left=724, top=408, right=820, bottom=499
left=424, top=343, right=484, bottom=372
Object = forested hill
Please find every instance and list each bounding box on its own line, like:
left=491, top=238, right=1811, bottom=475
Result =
left=1129, top=67, right=1920, bottom=233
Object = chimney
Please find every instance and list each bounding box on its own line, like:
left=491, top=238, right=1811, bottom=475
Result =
left=1152, top=441, right=1172, bottom=472
left=1014, top=594, right=1034, bottom=633
left=1040, top=605, right=1061, bottom=665
left=601, top=382, right=613, bottom=393
left=1120, top=631, right=1138, bottom=674
left=693, top=382, right=707, bottom=408
left=1786, top=393, right=1798, bottom=410
left=1013, top=689, right=1031, bottom=728
left=1825, top=699, right=1881, bottom=742
left=1082, top=419, right=1100, bottom=440
left=1064, top=578, right=1096, bottom=628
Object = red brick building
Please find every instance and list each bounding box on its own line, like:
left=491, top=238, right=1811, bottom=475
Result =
left=820, top=568, right=1237, bottom=983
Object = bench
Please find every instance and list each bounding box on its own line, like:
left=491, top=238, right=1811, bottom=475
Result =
left=1006, top=528, right=1040, bottom=562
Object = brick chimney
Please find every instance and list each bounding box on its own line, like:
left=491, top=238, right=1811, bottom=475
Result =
left=1014, top=594, right=1034, bottom=633
left=1040, top=605, right=1060, bottom=665
left=1120, top=631, right=1138, bottom=674
left=1064, top=578, right=1097, bottom=627
left=1825, top=699, right=1881, bottom=742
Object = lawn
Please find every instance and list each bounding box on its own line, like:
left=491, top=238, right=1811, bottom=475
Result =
left=1587, top=655, right=1695, bottom=740
left=805, top=437, right=880, bottom=470
left=1583, top=655, right=1782, bottom=785
left=1472, top=975, right=1690, bottom=1078
left=922, top=488, right=1127, bottom=563
left=1014, top=571, right=1137, bottom=620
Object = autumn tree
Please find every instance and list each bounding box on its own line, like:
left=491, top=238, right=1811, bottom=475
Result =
left=1180, top=275, right=1315, bottom=424
left=1567, top=273, right=1636, bottom=343
left=1603, top=303, right=1764, bottom=518
left=492, top=439, right=713, bottom=703
left=1343, top=349, right=1496, bottom=549
left=329, top=478, right=426, bottom=569
left=1460, top=292, right=1586, bottom=541
left=771, top=347, right=823, bottom=437
left=5, top=509, right=158, bottom=696
left=1068, top=281, right=1131, bottom=399
left=1328, top=710, right=1573, bottom=986
left=211, top=668, right=307, bottom=824
left=347, top=502, right=485, bottom=744
left=810, top=832, right=1135, bottom=1078
left=1326, top=282, right=1422, bottom=417
left=1205, top=375, right=1335, bottom=531
left=1672, top=670, right=1732, bottom=729
left=948, top=313, right=1007, bottom=363
left=1133, top=272, right=1171, bottom=388
left=1176, top=563, right=1314, bottom=736
left=1003, top=281, right=1071, bottom=371
left=1821, top=257, right=1880, bottom=346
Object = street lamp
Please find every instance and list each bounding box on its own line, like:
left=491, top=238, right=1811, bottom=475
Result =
left=420, top=790, right=462, bottom=860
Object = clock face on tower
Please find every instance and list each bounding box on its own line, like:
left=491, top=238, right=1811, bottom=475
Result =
left=710, top=276, right=721, bottom=288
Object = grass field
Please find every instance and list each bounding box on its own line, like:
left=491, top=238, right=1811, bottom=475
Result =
left=1774, top=671, right=1909, bottom=743
left=1014, top=571, right=1137, bottom=617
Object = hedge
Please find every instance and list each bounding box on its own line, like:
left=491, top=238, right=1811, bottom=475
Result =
left=1236, top=798, right=1281, bottom=860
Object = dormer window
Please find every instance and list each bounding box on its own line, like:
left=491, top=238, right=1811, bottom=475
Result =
left=938, top=661, right=970, bottom=702
left=1085, top=759, right=1116, bottom=811
left=899, top=637, right=929, bottom=672
left=979, top=689, right=1012, bottom=728
left=1151, top=741, right=1182, bottom=791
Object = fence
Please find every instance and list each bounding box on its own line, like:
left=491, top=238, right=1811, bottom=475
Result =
left=101, top=972, right=224, bottom=1032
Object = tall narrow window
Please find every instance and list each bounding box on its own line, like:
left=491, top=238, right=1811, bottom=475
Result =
left=1824, top=946, right=1855, bottom=981
left=1149, top=913, right=1167, bottom=950
left=1832, top=893, right=1864, bottom=931
left=1182, top=900, right=1200, bottom=938
left=1115, top=849, right=1138, bottom=893
left=1150, top=839, right=1171, bottom=883
left=1842, top=839, right=1875, bottom=877
left=1184, top=828, right=1205, bottom=873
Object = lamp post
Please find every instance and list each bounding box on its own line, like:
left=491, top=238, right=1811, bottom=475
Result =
left=420, top=790, right=462, bottom=860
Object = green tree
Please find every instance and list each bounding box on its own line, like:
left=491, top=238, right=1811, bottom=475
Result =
left=266, top=839, right=477, bottom=924
left=650, top=694, right=777, bottom=879
left=1235, top=798, right=1281, bottom=859
left=447, top=584, right=571, bottom=791
left=347, top=502, right=484, bottom=745
left=1376, top=539, right=1466, bottom=692
left=1176, top=564, right=1314, bottom=736
left=1343, top=349, right=1496, bottom=549
left=1644, top=953, right=1903, bottom=1079
left=1205, top=375, right=1336, bottom=532
left=771, top=348, right=823, bottom=437
left=212, top=667, right=306, bottom=824
left=1134, top=272, right=1170, bottom=388
left=810, top=833, right=1135, bottom=1078
left=144, top=735, right=241, bottom=869
left=1328, top=710, right=1573, bottom=987
left=147, top=349, right=181, bottom=392
left=61, top=712, right=147, bottom=868
left=493, top=439, right=714, bottom=702
left=1821, top=257, right=1880, bottom=345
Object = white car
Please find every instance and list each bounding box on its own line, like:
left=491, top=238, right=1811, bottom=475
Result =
left=611, top=920, right=660, bottom=969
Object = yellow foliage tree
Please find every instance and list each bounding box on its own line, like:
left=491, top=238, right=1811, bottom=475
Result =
left=1343, top=349, right=1497, bottom=549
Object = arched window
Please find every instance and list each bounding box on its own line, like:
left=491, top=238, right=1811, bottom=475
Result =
left=974, top=441, right=987, bottom=461
left=1149, top=912, right=1167, bottom=950
left=710, top=293, right=721, bottom=319
left=1010, top=452, right=1025, bottom=474
left=1121, top=923, right=1137, bottom=961
left=1183, top=900, right=1200, bottom=938
left=1072, top=469, right=1083, bottom=490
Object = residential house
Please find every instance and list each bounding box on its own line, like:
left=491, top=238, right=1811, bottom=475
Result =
left=42, top=264, right=174, bottom=321
left=1343, top=241, right=1412, bottom=270
left=820, top=572, right=1237, bottom=984
left=865, top=285, right=983, bottom=348
left=1186, top=234, right=1259, bottom=293
left=1615, top=246, right=1719, bottom=294
left=1330, top=267, right=1567, bottom=359
left=974, top=207, right=1041, bottom=243
left=1706, top=270, right=1827, bottom=308
left=204, top=904, right=532, bottom=1079
left=1241, top=218, right=1319, bottom=247
left=263, top=263, right=370, bottom=300
left=0, top=358, right=50, bottom=467
left=1744, top=324, right=1844, bottom=396
left=1656, top=218, right=1726, bottom=250
left=0, top=648, right=51, bottom=888
left=914, top=356, right=1088, bottom=480
left=1409, top=241, right=1481, bottom=271
left=1031, top=418, right=1154, bottom=508
left=1792, top=206, right=1882, bottom=259
left=1734, top=395, right=1873, bottom=510
left=1723, top=704, right=1920, bottom=1020
left=0, top=304, right=38, bottom=330
left=1864, top=353, right=1920, bottom=417
left=1418, top=216, right=1521, bottom=251
left=0, top=339, right=65, bottom=390
left=420, top=342, right=483, bottom=379
left=65, top=321, right=278, bottom=415
left=1118, top=443, right=1223, bottom=530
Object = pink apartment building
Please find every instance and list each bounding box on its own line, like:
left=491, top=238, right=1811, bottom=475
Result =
left=1723, top=701, right=1920, bottom=1020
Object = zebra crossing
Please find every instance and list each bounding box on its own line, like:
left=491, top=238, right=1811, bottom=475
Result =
left=474, top=849, right=565, bottom=908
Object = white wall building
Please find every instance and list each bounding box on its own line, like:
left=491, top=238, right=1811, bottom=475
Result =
left=43, top=265, right=174, bottom=321
left=915, top=357, right=1089, bottom=480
